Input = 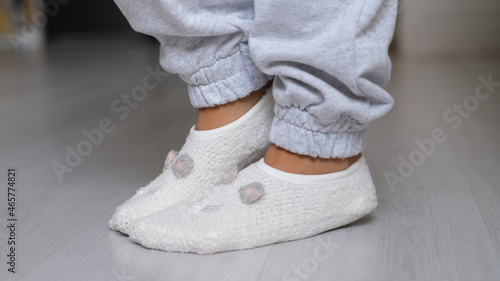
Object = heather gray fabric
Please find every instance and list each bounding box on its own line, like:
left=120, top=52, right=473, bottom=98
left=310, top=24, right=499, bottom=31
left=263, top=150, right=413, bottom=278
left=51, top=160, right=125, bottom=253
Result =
left=114, top=0, right=397, bottom=158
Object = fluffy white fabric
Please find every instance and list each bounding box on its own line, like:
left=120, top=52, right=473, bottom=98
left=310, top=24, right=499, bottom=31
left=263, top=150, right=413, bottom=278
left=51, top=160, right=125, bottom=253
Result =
left=109, top=91, right=274, bottom=234
left=128, top=156, right=378, bottom=254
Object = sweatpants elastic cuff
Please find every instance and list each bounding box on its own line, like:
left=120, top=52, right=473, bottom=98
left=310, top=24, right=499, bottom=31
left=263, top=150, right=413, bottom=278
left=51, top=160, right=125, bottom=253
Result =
left=269, top=117, right=367, bottom=159
left=180, top=50, right=272, bottom=108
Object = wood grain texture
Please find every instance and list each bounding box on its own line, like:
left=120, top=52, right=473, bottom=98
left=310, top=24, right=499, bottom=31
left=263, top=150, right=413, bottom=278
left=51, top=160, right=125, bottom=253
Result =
left=0, top=46, right=499, bottom=281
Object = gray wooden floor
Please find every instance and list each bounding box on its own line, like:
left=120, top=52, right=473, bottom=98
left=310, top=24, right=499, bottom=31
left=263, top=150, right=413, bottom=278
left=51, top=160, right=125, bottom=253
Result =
left=1, top=44, right=499, bottom=281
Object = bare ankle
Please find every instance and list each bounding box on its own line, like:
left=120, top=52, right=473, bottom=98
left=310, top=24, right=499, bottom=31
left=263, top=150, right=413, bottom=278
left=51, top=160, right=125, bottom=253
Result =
left=264, top=144, right=361, bottom=175
left=195, top=81, right=272, bottom=130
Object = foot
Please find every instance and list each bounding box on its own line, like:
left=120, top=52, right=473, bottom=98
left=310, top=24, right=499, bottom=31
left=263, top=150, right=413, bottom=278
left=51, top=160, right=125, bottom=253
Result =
left=109, top=85, right=274, bottom=234
left=264, top=144, right=361, bottom=174
left=128, top=155, right=377, bottom=254
left=195, top=80, right=272, bottom=130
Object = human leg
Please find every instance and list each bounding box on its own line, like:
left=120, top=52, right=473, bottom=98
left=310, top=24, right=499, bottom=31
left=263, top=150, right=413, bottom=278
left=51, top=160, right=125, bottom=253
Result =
left=129, top=0, right=398, bottom=253
left=109, top=0, right=274, bottom=233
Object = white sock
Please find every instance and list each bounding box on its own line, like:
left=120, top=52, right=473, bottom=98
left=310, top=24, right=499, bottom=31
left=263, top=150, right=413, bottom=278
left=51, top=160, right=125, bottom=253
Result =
left=128, top=156, right=378, bottom=254
left=109, top=91, right=275, bottom=233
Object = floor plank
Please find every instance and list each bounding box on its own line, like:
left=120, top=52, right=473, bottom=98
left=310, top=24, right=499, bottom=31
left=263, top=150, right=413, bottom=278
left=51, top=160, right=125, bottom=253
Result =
left=1, top=46, right=499, bottom=281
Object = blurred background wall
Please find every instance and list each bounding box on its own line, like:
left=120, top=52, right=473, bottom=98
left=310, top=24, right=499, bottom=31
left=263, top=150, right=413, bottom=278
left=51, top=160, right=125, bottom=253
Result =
left=0, top=0, right=151, bottom=51
left=0, top=0, right=499, bottom=56
left=45, top=0, right=134, bottom=38
left=396, top=0, right=500, bottom=58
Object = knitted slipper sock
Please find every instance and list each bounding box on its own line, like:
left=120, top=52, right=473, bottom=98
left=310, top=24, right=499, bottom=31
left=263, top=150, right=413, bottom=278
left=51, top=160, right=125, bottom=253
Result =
left=109, top=91, right=275, bottom=234
left=128, top=156, right=378, bottom=254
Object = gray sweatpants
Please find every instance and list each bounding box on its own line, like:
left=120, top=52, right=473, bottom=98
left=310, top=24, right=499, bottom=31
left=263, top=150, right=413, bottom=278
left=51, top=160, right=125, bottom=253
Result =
left=114, top=0, right=397, bottom=159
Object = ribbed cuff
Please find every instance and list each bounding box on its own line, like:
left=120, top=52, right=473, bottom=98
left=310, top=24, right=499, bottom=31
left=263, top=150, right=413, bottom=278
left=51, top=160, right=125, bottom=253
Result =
left=269, top=114, right=367, bottom=159
left=179, top=46, right=272, bottom=108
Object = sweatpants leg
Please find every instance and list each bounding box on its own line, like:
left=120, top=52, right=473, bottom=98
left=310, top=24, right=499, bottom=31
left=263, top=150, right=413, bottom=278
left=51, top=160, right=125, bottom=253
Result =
left=250, top=0, right=398, bottom=158
left=113, top=0, right=272, bottom=108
